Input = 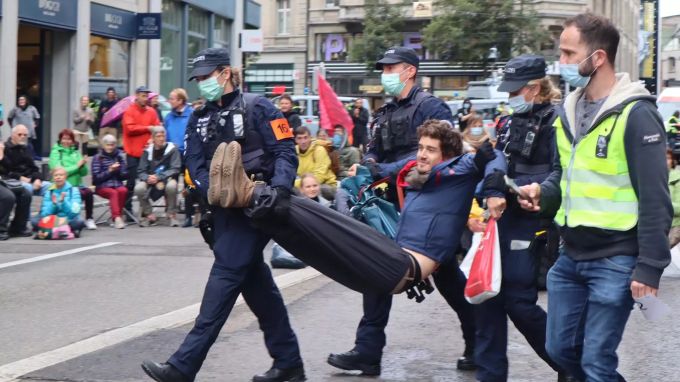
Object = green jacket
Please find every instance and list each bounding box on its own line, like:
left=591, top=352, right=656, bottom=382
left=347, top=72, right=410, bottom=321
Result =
left=48, top=144, right=88, bottom=186
left=670, top=169, right=680, bottom=227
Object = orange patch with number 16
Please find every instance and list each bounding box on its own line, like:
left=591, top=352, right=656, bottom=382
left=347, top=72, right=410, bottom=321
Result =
left=270, top=118, right=293, bottom=140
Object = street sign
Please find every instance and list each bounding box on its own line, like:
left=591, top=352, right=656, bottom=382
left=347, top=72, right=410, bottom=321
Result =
left=241, top=30, right=264, bottom=52
left=359, top=85, right=384, bottom=94
left=137, top=13, right=161, bottom=39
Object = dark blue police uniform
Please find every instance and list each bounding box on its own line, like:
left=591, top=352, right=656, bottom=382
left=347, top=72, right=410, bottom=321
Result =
left=473, top=55, right=562, bottom=382
left=330, top=47, right=476, bottom=374
left=167, top=88, right=303, bottom=380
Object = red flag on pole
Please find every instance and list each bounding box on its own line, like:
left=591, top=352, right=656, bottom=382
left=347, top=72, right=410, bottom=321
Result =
left=318, top=74, right=354, bottom=141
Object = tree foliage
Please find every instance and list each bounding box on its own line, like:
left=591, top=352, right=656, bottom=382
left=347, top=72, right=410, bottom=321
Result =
left=350, top=0, right=407, bottom=70
left=422, top=0, right=549, bottom=64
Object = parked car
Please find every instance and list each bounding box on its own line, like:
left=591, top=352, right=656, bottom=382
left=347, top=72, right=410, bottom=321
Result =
left=272, top=95, right=371, bottom=136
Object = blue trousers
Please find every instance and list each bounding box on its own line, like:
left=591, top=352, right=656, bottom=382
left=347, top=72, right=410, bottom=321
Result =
left=168, top=208, right=302, bottom=380
left=353, top=261, right=476, bottom=360
left=546, top=251, right=634, bottom=382
left=474, top=212, right=560, bottom=382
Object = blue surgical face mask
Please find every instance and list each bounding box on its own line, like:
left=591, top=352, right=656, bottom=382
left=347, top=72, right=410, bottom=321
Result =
left=508, top=94, right=533, bottom=114
left=197, top=71, right=226, bottom=101
left=560, top=51, right=598, bottom=88
left=470, top=127, right=484, bottom=136
left=381, top=68, right=408, bottom=96
left=332, top=134, right=343, bottom=148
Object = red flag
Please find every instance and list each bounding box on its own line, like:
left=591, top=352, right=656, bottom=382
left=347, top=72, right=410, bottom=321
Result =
left=318, top=74, right=354, bottom=141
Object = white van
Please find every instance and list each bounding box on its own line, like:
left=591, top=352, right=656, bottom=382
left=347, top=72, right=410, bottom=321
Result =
left=272, top=95, right=371, bottom=136
left=657, top=87, right=680, bottom=122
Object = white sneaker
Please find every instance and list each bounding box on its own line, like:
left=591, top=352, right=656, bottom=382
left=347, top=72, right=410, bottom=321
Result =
left=114, top=217, right=125, bottom=229
left=85, top=219, right=97, bottom=230
left=169, top=217, right=180, bottom=227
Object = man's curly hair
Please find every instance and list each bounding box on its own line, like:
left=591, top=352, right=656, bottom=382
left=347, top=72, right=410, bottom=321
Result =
left=416, top=119, right=463, bottom=158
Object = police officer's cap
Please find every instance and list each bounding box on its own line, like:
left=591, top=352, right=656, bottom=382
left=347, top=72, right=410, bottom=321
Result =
left=498, top=55, right=547, bottom=93
left=188, top=48, right=231, bottom=81
left=375, top=46, right=420, bottom=70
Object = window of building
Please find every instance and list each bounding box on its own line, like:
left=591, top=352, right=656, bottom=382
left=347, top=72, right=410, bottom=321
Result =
left=89, top=36, right=130, bottom=98
left=671, top=57, right=677, bottom=73
left=325, top=0, right=338, bottom=8
left=160, top=0, right=183, bottom=97
left=213, top=16, right=232, bottom=49
left=277, top=0, right=290, bottom=35
left=186, top=6, right=209, bottom=99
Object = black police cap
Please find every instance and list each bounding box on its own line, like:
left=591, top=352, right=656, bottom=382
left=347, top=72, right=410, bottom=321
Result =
left=375, top=46, right=420, bottom=70
left=188, top=48, right=231, bottom=81
left=498, top=54, right=547, bottom=93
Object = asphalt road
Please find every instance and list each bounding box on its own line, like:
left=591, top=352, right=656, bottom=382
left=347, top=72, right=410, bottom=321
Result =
left=1, top=221, right=679, bottom=382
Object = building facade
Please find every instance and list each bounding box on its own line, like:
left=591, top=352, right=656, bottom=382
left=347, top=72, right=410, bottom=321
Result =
left=0, top=0, right=260, bottom=155
left=251, top=0, right=641, bottom=103
left=661, top=15, right=680, bottom=88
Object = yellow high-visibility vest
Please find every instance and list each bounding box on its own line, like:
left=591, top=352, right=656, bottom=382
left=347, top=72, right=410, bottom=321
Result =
left=553, top=101, right=638, bottom=231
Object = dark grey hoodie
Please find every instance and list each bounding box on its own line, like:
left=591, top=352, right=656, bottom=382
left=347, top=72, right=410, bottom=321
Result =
left=540, top=73, right=671, bottom=288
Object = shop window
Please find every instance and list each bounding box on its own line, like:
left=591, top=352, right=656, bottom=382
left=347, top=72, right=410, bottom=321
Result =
left=671, top=57, right=677, bottom=73
left=435, top=76, right=471, bottom=91
left=325, top=0, right=338, bottom=8
left=186, top=6, right=209, bottom=99
left=161, top=0, right=183, bottom=97
left=277, top=0, right=290, bottom=35
left=89, top=36, right=130, bottom=98
left=213, top=16, right=231, bottom=49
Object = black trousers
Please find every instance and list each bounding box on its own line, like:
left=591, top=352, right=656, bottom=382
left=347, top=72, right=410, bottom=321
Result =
left=125, top=155, right=140, bottom=212
left=257, top=196, right=413, bottom=295
left=0, top=185, right=31, bottom=234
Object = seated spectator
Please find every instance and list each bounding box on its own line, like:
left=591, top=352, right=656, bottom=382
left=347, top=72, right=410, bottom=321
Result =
left=48, top=128, right=97, bottom=230
left=135, top=127, right=181, bottom=227
left=332, top=125, right=361, bottom=180
left=92, top=134, right=128, bottom=229
left=316, top=127, right=330, bottom=142
left=0, top=139, right=32, bottom=239
left=461, top=115, right=491, bottom=152
left=668, top=149, right=680, bottom=247
left=0, top=124, right=49, bottom=196
left=299, top=173, right=332, bottom=207
left=294, top=126, right=337, bottom=200
left=32, top=167, right=85, bottom=237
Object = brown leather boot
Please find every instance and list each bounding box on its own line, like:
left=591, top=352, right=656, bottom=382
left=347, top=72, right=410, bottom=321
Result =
left=209, top=141, right=255, bottom=208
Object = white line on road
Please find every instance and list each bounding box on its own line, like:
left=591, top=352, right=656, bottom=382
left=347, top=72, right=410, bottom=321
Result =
left=0, top=242, right=121, bottom=270
left=0, top=266, right=321, bottom=382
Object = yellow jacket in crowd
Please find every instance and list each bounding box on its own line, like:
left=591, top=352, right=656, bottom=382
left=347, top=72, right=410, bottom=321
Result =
left=294, top=140, right=337, bottom=188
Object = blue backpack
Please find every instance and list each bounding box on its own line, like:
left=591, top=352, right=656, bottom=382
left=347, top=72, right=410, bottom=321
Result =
left=340, top=166, right=400, bottom=239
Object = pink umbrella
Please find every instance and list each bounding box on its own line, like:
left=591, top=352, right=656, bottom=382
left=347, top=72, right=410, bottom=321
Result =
left=100, top=92, right=158, bottom=127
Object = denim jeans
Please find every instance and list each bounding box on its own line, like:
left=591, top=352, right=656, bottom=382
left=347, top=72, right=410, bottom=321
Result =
left=546, top=250, right=635, bottom=382
left=21, top=181, right=51, bottom=196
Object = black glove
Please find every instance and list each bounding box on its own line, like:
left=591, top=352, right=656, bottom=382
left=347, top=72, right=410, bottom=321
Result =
left=273, top=186, right=292, bottom=218
left=482, top=169, right=507, bottom=195
left=473, top=141, right=497, bottom=172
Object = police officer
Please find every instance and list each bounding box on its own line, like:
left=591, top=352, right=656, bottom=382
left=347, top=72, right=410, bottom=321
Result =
left=141, top=48, right=305, bottom=382
left=476, top=55, right=566, bottom=382
left=327, top=46, right=478, bottom=375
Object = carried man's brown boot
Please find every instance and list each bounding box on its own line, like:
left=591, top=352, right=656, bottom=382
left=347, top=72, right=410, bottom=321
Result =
left=208, top=141, right=255, bottom=208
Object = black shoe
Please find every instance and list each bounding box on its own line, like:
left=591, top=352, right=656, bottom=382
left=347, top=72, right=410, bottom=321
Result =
left=141, top=361, right=190, bottom=382
left=456, top=354, right=477, bottom=371
left=9, top=229, right=32, bottom=238
left=327, top=350, right=380, bottom=376
left=182, top=217, right=193, bottom=228
left=558, top=373, right=583, bottom=382
left=0, top=232, right=9, bottom=241
left=252, top=366, right=306, bottom=382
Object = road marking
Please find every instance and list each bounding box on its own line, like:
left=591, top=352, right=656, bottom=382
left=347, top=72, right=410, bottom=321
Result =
left=0, top=266, right=321, bottom=382
left=0, top=242, right=121, bottom=270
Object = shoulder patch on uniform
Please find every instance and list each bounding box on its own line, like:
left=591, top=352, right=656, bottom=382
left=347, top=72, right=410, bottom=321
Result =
left=642, top=133, right=662, bottom=145
left=270, top=118, right=293, bottom=140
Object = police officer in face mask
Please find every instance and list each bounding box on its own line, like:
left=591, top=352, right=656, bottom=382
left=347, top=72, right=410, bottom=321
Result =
left=476, top=55, right=570, bottom=382
left=328, top=47, right=480, bottom=375
left=141, top=48, right=305, bottom=382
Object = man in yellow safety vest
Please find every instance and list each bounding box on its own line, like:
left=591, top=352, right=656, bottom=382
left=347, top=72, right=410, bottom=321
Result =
left=518, top=13, right=671, bottom=382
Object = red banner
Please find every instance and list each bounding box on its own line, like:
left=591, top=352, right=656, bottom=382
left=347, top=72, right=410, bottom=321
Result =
left=318, top=74, right=354, bottom=140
